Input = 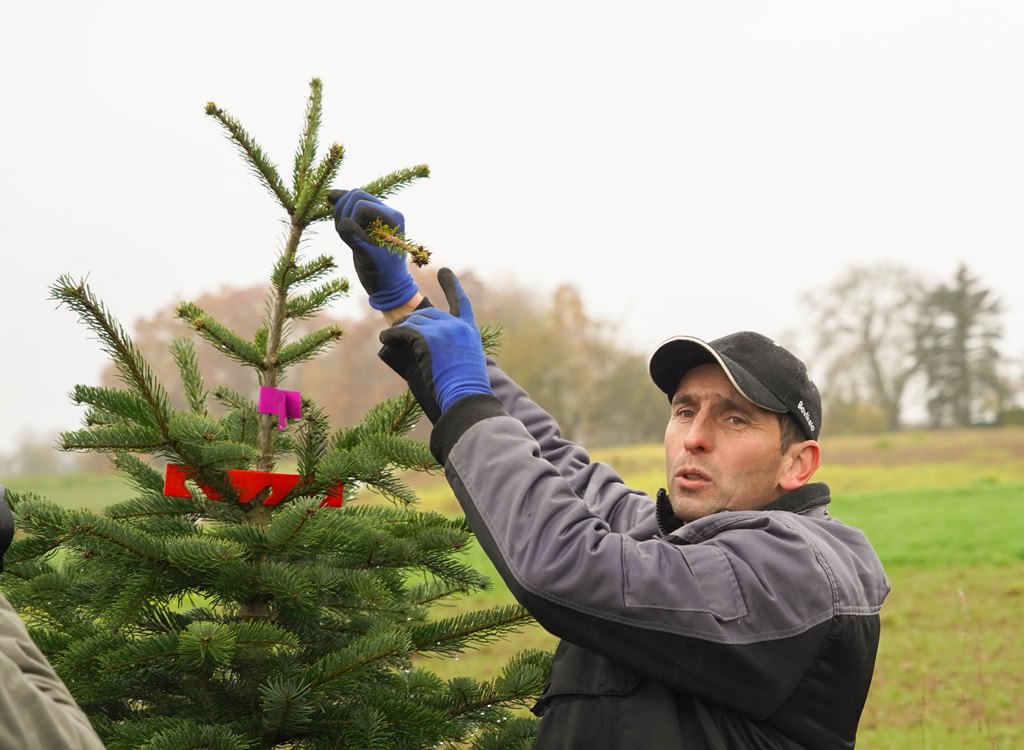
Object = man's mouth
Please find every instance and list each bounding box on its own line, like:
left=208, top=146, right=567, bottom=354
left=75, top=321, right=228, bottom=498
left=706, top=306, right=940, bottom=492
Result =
left=675, top=468, right=711, bottom=489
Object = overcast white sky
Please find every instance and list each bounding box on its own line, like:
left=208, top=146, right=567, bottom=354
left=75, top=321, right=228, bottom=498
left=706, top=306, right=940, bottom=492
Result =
left=2, top=1, right=1023, bottom=455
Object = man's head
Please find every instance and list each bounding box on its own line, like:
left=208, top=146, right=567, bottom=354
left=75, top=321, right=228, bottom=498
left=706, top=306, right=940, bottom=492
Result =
left=648, top=332, right=822, bottom=522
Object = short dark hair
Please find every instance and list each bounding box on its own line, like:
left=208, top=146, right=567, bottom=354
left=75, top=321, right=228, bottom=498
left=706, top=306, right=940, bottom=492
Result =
left=778, top=412, right=805, bottom=453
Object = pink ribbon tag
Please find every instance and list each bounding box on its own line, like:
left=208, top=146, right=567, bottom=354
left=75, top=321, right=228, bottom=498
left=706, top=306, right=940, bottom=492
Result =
left=258, top=386, right=302, bottom=431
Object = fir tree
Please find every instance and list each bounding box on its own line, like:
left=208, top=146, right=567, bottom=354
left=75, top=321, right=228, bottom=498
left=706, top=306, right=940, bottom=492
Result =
left=1, top=78, right=549, bottom=750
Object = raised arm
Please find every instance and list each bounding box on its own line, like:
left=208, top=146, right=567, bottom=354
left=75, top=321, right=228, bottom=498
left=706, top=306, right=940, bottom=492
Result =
left=328, top=193, right=654, bottom=528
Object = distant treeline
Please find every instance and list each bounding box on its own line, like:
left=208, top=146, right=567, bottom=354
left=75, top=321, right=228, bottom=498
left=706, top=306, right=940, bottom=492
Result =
left=83, top=262, right=1024, bottom=442
left=5, top=261, right=1020, bottom=476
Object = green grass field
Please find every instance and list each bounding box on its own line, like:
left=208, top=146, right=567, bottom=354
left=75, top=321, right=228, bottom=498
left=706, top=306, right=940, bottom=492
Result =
left=4, top=426, right=1023, bottom=748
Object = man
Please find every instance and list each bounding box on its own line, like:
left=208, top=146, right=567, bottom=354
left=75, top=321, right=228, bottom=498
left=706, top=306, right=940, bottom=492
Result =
left=330, top=190, right=890, bottom=748
left=0, top=486, right=107, bottom=749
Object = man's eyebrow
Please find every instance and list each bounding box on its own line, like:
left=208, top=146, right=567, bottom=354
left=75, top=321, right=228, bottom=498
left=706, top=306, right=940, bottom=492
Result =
left=718, top=395, right=759, bottom=415
left=671, top=392, right=696, bottom=407
left=671, top=391, right=757, bottom=414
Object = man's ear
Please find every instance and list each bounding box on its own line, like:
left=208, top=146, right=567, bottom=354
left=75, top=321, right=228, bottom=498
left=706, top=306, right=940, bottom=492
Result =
left=780, top=440, right=821, bottom=491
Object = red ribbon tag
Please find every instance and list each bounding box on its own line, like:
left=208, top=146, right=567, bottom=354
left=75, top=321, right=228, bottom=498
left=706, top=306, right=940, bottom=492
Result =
left=163, top=464, right=343, bottom=507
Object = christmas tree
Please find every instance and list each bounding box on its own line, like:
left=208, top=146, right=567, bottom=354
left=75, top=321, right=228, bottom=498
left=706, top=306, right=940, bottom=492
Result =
left=1, top=78, right=549, bottom=750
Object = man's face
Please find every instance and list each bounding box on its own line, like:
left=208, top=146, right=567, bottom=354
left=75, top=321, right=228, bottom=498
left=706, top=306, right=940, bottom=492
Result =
left=663, top=363, right=789, bottom=522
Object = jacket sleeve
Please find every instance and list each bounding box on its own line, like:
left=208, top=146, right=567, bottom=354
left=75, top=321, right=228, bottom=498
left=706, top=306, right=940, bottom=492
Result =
left=0, top=594, right=106, bottom=749
left=486, top=359, right=657, bottom=532
left=430, top=399, right=888, bottom=718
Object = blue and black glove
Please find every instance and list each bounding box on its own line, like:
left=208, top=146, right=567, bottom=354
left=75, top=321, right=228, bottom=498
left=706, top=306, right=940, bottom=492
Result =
left=379, top=268, right=492, bottom=423
left=328, top=189, right=419, bottom=311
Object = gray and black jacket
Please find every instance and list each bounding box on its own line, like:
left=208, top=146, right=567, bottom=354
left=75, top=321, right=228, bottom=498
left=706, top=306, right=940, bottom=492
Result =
left=429, top=360, right=890, bottom=748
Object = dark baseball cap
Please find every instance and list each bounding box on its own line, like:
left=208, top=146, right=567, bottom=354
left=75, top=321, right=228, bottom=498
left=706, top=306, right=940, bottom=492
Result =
left=648, top=331, right=822, bottom=440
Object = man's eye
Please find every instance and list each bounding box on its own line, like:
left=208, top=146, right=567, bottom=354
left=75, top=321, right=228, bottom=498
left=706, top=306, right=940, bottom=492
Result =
left=726, top=415, right=747, bottom=426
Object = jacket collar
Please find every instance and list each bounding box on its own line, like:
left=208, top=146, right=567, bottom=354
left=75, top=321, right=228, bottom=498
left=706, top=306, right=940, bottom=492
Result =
left=656, top=482, right=832, bottom=536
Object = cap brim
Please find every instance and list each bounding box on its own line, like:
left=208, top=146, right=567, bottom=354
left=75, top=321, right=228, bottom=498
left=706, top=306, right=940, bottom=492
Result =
left=648, top=336, right=788, bottom=414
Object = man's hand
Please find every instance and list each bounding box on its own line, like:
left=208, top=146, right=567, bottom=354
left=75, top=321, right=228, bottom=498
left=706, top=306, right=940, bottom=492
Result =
left=328, top=189, right=419, bottom=311
left=379, top=269, right=492, bottom=422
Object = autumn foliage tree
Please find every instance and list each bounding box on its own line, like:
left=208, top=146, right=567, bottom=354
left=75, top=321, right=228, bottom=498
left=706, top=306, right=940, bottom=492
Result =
left=111, top=272, right=667, bottom=453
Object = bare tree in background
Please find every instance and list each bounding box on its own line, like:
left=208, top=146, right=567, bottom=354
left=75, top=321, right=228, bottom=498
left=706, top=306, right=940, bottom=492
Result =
left=804, top=264, right=925, bottom=432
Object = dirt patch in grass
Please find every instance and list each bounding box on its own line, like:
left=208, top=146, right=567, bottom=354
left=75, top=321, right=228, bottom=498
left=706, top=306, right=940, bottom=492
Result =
left=822, top=426, right=1024, bottom=466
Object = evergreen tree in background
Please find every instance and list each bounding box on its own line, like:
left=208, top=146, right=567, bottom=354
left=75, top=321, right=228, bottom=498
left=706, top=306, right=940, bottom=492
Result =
left=0, top=78, right=548, bottom=750
left=915, top=263, right=1008, bottom=427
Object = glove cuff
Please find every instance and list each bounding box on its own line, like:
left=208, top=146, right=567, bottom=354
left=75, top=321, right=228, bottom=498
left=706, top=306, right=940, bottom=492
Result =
left=429, top=394, right=507, bottom=466
left=368, top=276, right=420, bottom=311
left=439, top=380, right=494, bottom=414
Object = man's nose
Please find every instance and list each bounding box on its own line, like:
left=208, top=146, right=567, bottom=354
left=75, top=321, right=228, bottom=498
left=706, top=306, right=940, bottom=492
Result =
left=683, top=413, right=713, bottom=453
